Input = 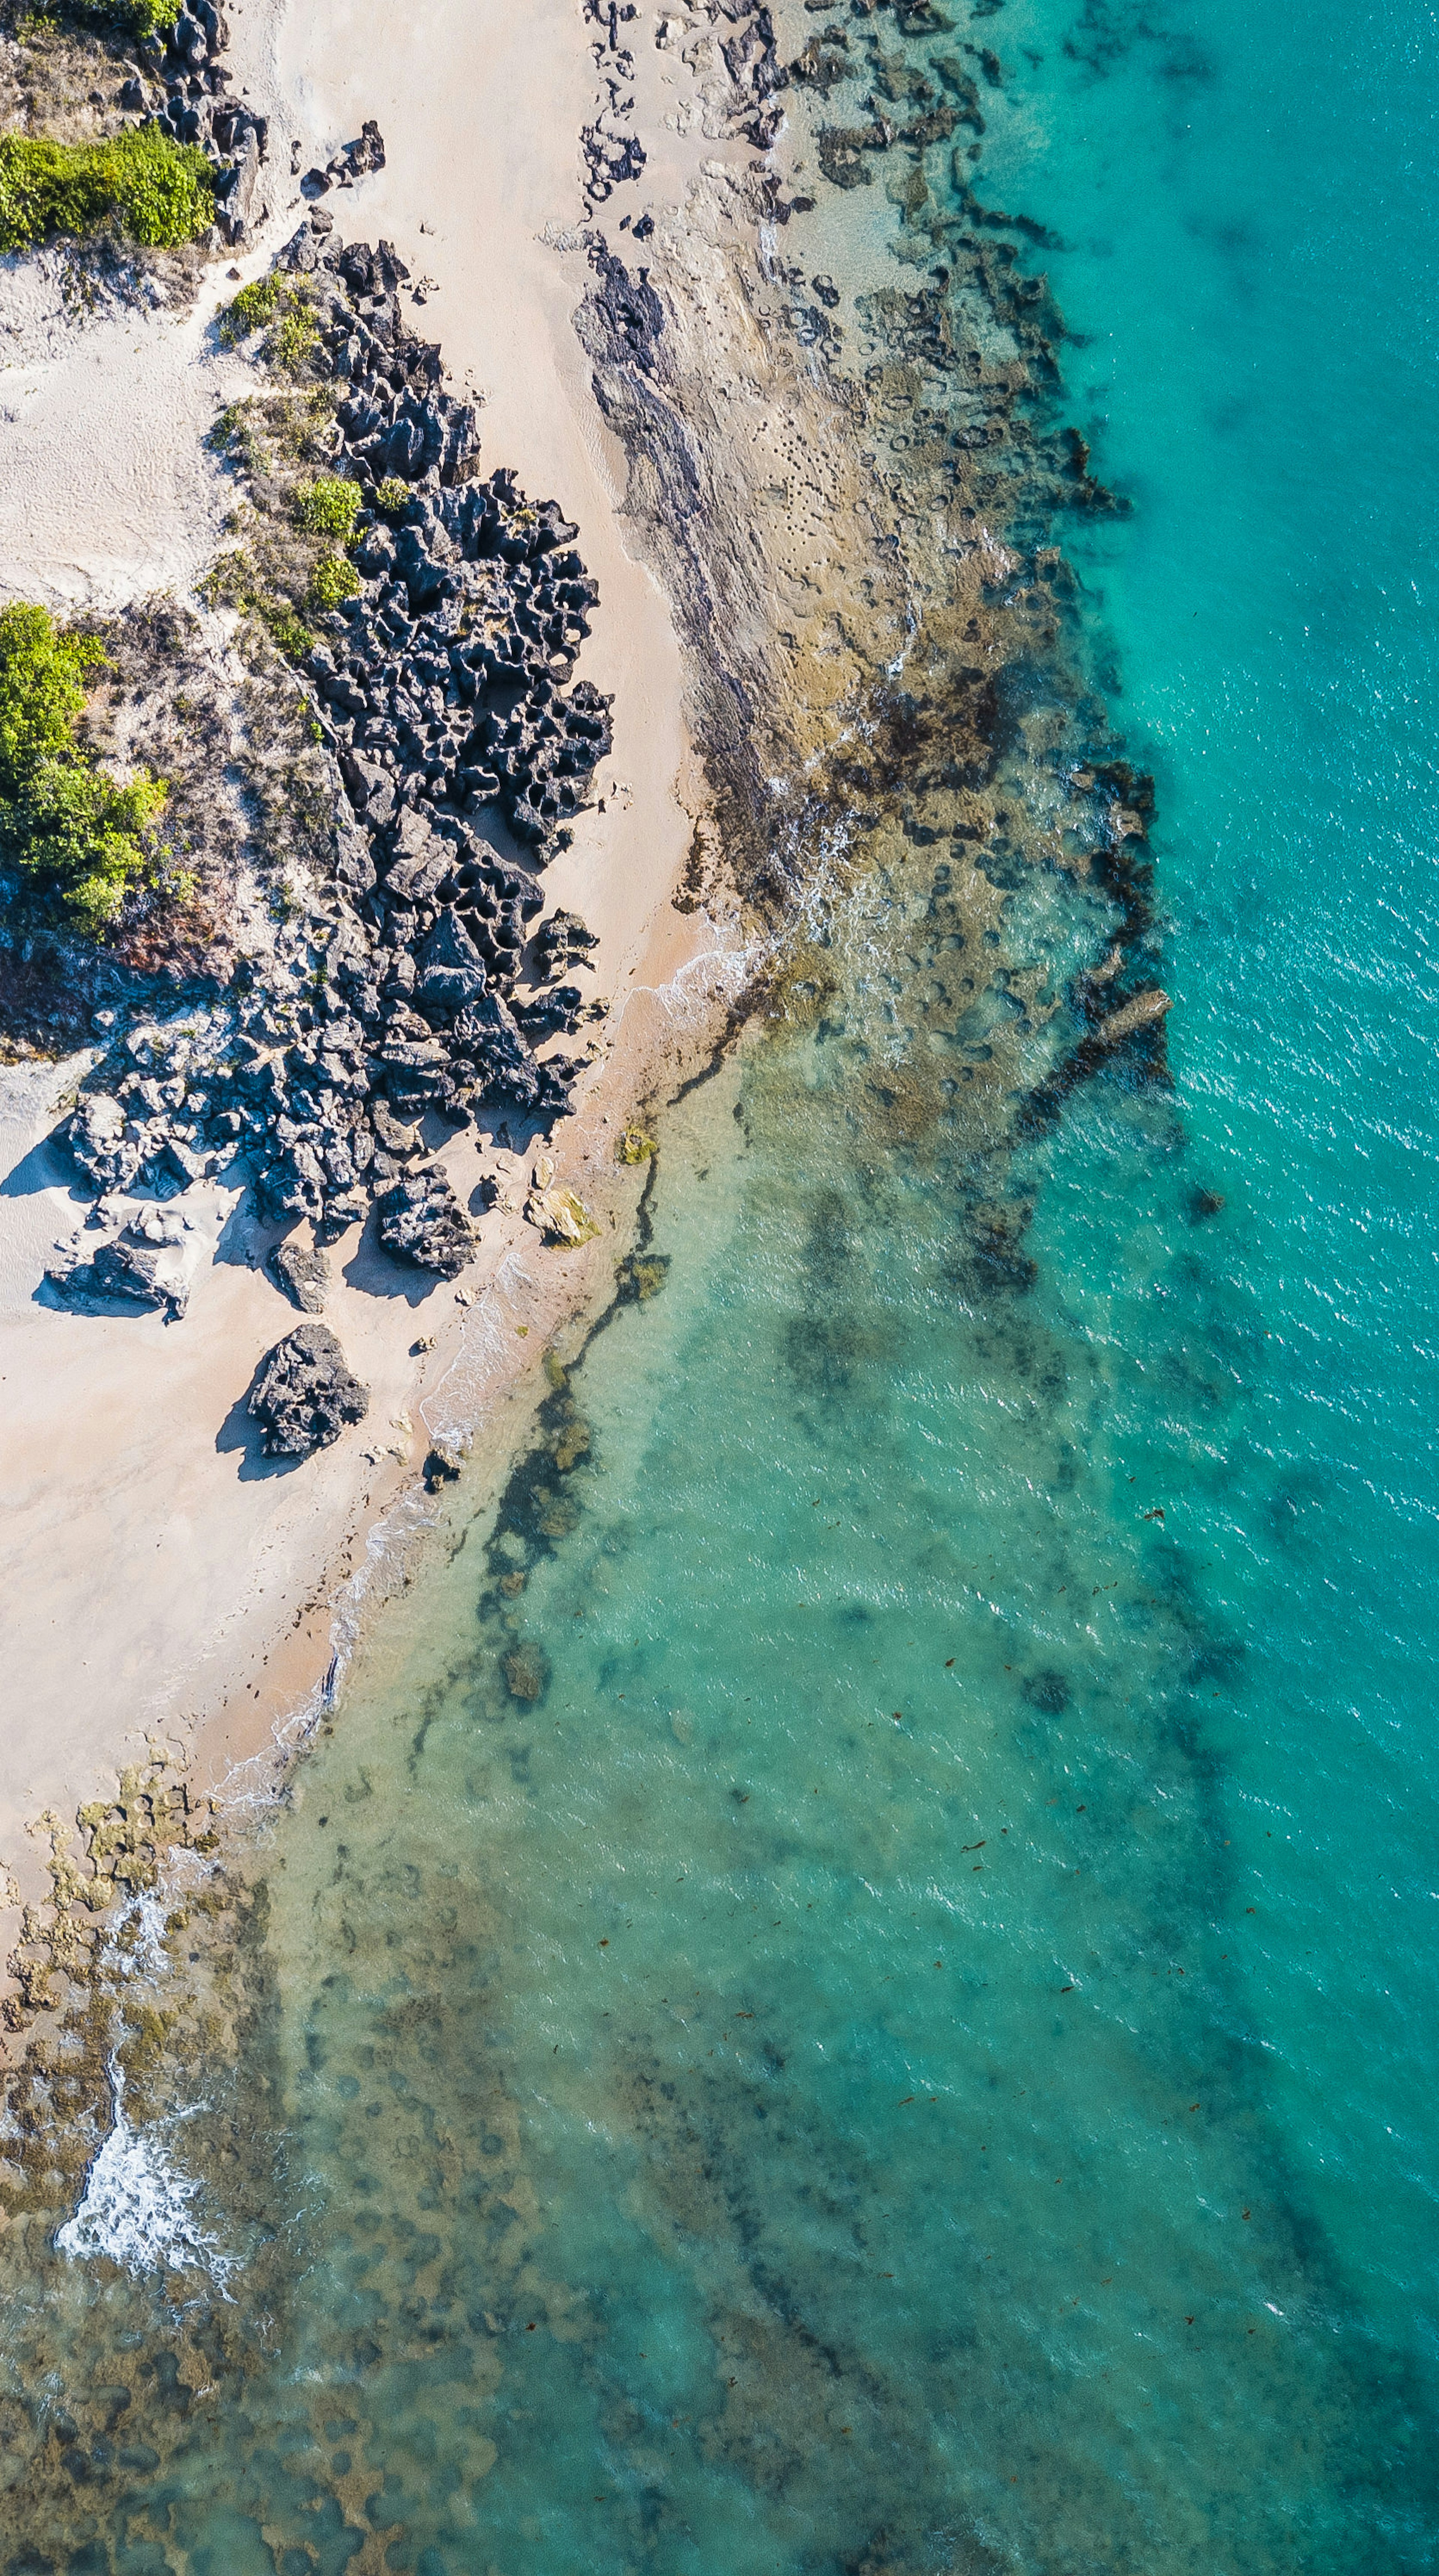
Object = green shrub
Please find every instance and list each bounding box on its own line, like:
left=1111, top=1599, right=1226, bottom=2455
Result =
left=63, top=0, right=182, bottom=37
left=0, top=603, right=168, bottom=930
left=218, top=275, right=320, bottom=374
left=295, top=475, right=361, bottom=541
left=270, top=299, right=320, bottom=375
left=374, top=476, right=413, bottom=516
left=262, top=604, right=314, bottom=661
left=308, top=550, right=360, bottom=612
left=217, top=269, right=286, bottom=346
left=0, top=128, right=214, bottom=255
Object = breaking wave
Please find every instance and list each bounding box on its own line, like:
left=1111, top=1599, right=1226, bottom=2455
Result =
left=55, top=2059, right=235, bottom=2295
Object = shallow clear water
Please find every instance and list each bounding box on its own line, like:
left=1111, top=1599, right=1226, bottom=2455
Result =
left=10, top=0, right=1439, bottom=2565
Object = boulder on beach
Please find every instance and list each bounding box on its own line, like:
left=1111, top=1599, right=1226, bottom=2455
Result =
left=49, top=1206, right=196, bottom=1320
left=267, top=1236, right=331, bottom=1314
left=67, top=1093, right=144, bottom=1197
left=376, top=1162, right=475, bottom=1277
left=248, top=1322, right=369, bottom=1458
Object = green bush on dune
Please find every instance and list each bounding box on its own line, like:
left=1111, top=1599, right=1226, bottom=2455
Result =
left=0, top=126, right=214, bottom=255
left=0, top=604, right=168, bottom=931
left=295, top=475, right=362, bottom=542
left=57, top=0, right=183, bottom=38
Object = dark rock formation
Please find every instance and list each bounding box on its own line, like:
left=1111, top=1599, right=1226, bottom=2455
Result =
left=267, top=1236, right=331, bottom=1313
left=127, top=6, right=294, bottom=248
left=249, top=1322, right=369, bottom=1456
left=59, top=226, right=609, bottom=1297
left=375, top=1163, right=475, bottom=1277
left=48, top=1208, right=194, bottom=1320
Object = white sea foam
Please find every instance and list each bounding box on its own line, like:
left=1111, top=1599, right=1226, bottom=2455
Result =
left=55, top=2060, right=234, bottom=2295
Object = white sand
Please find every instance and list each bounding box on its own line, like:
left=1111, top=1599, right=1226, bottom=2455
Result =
left=0, top=0, right=743, bottom=1916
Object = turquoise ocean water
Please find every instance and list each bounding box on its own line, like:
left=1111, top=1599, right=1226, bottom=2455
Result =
left=8, top=0, right=1439, bottom=2565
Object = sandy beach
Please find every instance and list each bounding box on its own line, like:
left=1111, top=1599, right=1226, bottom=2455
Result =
left=0, top=0, right=748, bottom=1919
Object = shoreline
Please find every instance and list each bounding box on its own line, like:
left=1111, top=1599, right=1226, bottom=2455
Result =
left=0, top=0, right=751, bottom=1936
left=0, top=0, right=1168, bottom=1979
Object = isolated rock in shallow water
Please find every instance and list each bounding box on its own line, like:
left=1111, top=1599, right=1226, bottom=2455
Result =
left=376, top=1162, right=474, bottom=1276
left=267, top=1236, right=331, bottom=1314
left=1094, top=987, right=1171, bottom=1048
left=249, top=1323, right=368, bottom=1457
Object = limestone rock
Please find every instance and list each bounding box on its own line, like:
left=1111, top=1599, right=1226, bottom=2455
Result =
left=376, top=1162, right=474, bottom=1277
left=249, top=1322, right=368, bottom=1457
left=267, top=1236, right=331, bottom=1313
left=524, top=1179, right=601, bottom=1247
left=51, top=1206, right=196, bottom=1319
left=415, top=907, right=488, bottom=1017
left=67, top=1093, right=144, bottom=1196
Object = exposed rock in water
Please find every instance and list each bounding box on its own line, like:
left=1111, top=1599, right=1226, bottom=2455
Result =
left=249, top=1322, right=369, bottom=1457
left=267, top=1236, right=331, bottom=1314
left=376, top=1163, right=475, bottom=1277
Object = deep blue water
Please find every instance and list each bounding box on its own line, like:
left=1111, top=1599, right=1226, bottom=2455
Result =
left=9, top=0, right=1439, bottom=2566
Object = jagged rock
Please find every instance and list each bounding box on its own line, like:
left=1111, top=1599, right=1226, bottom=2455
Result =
left=267, top=1236, right=331, bottom=1313
left=340, top=750, right=397, bottom=826
left=88, top=1209, right=194, bottom=1319
left=452, top=990, right=558, bottom=1114
left=249, top=1322, right=369, bottom=1457
left=415, top=907, right=488, bottom=1016
left=383, top=809, right=451, bottom=904
left=317, top=1184, right=370, bottom=1242
left=376, top=1163, right=474, bottom=1276
left=534, top=908, right=598, bottom=978
left=67, top=1093, right=144, bottom=1196
left=259, top=1138, right=327, bottom=1221
left=44, top=227, right=619, bottom=1310
left=216, top=127, right=266, bottom=244
left=334, top=822, right=377, bottom=895
left=394, top=523, right=457, bottom=611
left=369, top=1098, right=420, bottom=1156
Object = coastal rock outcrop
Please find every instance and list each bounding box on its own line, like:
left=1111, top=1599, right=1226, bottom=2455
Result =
left=375, top=1163, right=475, bottom=1277
left=46, top=1207, right=196, bottom=1320
left=57, top=222, right=609, bottom=1304
left=267, top=1237, right=331, bottom=1313
left=248, top=1323, right=369, bottom=1456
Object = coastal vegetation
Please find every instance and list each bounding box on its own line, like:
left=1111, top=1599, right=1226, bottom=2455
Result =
left=0, top=126, right=213, bottom=254
left=66, top=0, right=182, bottom=39
left=203, top=390, right=359, bottom=665
left=218, top=272, right=323, bottom=372
left=0, top=604, right=171, bottom=930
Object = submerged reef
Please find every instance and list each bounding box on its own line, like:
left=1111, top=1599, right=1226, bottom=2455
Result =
left=574, top=0, right=1172, bottom=1257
